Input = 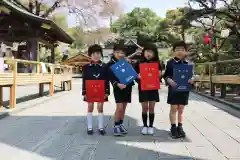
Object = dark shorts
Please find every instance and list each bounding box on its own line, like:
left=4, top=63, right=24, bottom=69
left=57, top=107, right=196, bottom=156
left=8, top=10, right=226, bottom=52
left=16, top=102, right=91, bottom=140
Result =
left=83, top=97, right=108, bottom=102
left=113, top=86, right=132, bottom=103
left=138, top=88, right=159, bottom=103
left=167, top=88, right=189, bottom=105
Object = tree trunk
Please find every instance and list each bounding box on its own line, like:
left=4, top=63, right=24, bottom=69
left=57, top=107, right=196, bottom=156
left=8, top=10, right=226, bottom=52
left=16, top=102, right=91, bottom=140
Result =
left=35, top=1, right=41, bottom=16
left=29, top=0, right=33, bottom=13
left=181, top=27, right=185, bottom=41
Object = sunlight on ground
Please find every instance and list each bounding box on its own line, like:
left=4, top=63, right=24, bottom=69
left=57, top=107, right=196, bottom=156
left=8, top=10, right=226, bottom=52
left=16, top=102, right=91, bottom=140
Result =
left=0, top=142, right=52, bottom=160
left=116, top=141, right=193, bottom=159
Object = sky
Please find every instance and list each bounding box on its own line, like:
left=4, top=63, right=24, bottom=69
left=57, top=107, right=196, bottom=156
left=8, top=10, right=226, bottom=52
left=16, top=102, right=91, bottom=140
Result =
left=67, top=0, right=188, bottom=28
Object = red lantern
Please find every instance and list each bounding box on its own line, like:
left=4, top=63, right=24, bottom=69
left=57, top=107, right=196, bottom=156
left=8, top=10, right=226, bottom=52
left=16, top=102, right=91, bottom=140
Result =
left=203, top=35, right=211, bottom=44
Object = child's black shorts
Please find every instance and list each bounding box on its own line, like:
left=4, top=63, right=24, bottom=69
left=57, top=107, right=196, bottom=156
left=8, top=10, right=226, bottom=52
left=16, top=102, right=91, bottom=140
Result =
left=113, top=86, right=132, bottom=103
left=138, top=88, right=159, bottom=103
left=167, top=88, right=189, bottom=105
left=83, top=97, right=108, bottom=102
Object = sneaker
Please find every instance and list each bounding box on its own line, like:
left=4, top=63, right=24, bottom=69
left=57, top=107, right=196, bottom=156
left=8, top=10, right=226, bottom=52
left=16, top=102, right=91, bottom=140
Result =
left=113, top=126, right=123, bottom=136
left=177, top=126, right=186, bottom=138
left=147, top=127, right=154, bottom=135
left=170, top=126, right=178, bottom=139
left=87, top=128, right=93, bottom=135
left=141, top=127, right=148, bottom=135
left=98, top=128, right=106, bottom=135
left=120, top=124, right=128, bottom=134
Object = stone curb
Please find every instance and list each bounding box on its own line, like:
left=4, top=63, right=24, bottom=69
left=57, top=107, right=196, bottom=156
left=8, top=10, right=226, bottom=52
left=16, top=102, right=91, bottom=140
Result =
left=192, top=90, right=240, bottom=110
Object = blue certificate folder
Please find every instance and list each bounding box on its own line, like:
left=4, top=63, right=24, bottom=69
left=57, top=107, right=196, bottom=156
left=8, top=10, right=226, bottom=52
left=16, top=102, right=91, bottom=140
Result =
left=110, top=59, right=138, bottom=85
left=173, top=64, right=193, bottom=92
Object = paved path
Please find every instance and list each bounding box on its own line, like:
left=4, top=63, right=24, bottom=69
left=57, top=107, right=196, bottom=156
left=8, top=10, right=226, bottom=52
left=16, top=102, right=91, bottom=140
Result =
left=0, top=80, right=239, bottom=160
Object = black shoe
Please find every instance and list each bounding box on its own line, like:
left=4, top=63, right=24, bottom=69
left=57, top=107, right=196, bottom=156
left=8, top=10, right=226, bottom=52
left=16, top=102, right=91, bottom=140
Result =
left=177, top=126, right=186, bottom=138
left=87, top=128, right=93, bottom=135
left=98, top=128, right=106, bottom=135
left=170, top=126, right=178, bottom=139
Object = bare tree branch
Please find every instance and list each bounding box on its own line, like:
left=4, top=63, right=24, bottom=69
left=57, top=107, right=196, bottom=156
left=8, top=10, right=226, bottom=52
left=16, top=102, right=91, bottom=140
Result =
left=41, top=0, right=63, bottom=18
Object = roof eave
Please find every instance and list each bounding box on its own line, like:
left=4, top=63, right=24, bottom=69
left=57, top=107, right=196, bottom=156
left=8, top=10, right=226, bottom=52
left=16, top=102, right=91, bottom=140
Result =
left=1, top=0, right=73, bottom=44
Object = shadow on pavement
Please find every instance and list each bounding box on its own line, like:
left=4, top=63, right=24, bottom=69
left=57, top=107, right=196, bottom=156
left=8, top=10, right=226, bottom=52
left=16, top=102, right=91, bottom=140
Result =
left=2, top=89, right=64, bottom=109
left=0, top=115, right=203, bottom=160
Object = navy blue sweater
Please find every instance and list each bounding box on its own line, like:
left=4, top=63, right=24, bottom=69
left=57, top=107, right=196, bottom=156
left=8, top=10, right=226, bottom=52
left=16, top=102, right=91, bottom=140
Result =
left=82, top=62, right=110, bottom=95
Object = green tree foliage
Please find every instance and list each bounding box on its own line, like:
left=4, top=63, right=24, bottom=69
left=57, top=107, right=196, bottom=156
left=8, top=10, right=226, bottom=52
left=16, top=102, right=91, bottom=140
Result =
left=111, top=7, right=162, bottom=42
left=155, top=8, right=192, bottom=46
left=67, top=27, right=85, bottom=49
left=185, top=0, right=240, bottom=61
left=111, top=7, right=192, bottom=48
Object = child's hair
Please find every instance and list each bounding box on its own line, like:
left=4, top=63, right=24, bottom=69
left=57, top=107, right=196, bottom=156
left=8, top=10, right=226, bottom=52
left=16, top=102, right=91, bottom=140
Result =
left=172, top=41, right=187, bottom=51
left=88, top=44, right=103, bottom=57
left=113, top=43, right=126, bottom=53
left=142, top=43, right=159, bottom=61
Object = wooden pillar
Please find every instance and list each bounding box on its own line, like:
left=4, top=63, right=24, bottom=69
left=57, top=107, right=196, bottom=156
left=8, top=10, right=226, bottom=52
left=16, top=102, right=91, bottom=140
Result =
left=220, top=84, right=226, bottom=98
left=49, top=65, right=55, bottom=96
left=9, top=61, right=17, bottom=108
left=29, top=39, right=38, bottom=72
left=0, top=86, right=3, bottom=108
left=50, top=43, right=55, bottom=63
left=209, top=64, right=215, bottom=96
left=39, top=83, right=44, bottom=96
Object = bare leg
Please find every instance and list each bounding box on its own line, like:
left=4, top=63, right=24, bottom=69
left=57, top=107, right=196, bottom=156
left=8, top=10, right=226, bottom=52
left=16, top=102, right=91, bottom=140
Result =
left=178, top=105, right=185, bottom=125
left=97, top=102, right=103, bottom=113
left=87, top=103, right=94, bottom=130
left=122, top=102, right=128, bottom=119
left=114, top=103, right=124, bottom=125
left=169, top=105, right=178, bottom=125
left=177, top=105, right=186, bottom=137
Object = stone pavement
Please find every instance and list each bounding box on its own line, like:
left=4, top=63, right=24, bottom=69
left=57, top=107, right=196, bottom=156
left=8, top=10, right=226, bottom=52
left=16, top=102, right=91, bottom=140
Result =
left=0, top=80, right=239, bottom=160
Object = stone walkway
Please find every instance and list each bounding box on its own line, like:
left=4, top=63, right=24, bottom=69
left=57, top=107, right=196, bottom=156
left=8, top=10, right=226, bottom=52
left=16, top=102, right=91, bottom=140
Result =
left=0, top=80, right=239, bottom=160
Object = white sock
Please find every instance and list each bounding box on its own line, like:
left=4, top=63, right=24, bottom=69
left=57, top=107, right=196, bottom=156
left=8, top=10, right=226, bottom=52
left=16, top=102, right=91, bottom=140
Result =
left=98, top=113, right=104, bottom=129
left=87, top=112, right=93, bottom=130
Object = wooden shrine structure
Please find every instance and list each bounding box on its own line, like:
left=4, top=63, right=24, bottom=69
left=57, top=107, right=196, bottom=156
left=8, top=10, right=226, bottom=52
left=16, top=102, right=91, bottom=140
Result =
left=61, top=53, right=91, bottom=73
left=0, top=0, right=74, bottom=109
left=0, top=0, right=73, bottom=63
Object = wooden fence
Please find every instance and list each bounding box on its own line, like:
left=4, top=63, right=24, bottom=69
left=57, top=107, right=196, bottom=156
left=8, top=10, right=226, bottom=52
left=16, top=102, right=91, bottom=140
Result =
left=194, top=58, right=240, bottom=101
left=0, top=58, right=73, bottom=109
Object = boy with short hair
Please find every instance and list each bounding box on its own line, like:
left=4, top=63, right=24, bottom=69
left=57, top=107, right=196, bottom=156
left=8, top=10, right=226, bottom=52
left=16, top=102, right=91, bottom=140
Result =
left=108, top=44, right=134, bottom=136
left=82, top=44, right=110, bottom=135
left=163, top=41, right=194, bottom=138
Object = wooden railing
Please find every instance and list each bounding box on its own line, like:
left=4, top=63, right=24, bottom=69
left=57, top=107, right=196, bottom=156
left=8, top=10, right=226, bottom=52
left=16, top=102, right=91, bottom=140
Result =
left=194, top=59, right=240, bottom=100
left=0, top=58, right=73, bottom=109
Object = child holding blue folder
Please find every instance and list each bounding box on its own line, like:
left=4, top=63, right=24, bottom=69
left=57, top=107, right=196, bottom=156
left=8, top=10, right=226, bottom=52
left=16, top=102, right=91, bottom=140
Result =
left=108, top=44, right=134, bottom=136
left=135, top=44, right=161, bottom=135
left=163, top=41, right=194, bottom=139
left=82, top=44, right=110, bottom=135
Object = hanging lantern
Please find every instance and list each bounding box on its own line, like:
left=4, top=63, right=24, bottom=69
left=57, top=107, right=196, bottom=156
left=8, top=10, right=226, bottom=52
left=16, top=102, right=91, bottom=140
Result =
left=203, top=35, right=211, bottom=44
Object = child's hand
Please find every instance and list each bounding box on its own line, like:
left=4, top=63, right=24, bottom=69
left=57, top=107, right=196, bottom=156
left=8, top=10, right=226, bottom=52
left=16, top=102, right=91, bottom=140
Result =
left=138, top=74, right=141, bottom=79
left=188, top=79, right=194, bottom=84
left=167, top=78, right=177, bottom=88
left=104, top=94, right=109, bottom=98
left=84, top=95, right=87, bottom=99
left=125, top=58, right=131, bottom=63
left=117, top=83, right=126, bottom=89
